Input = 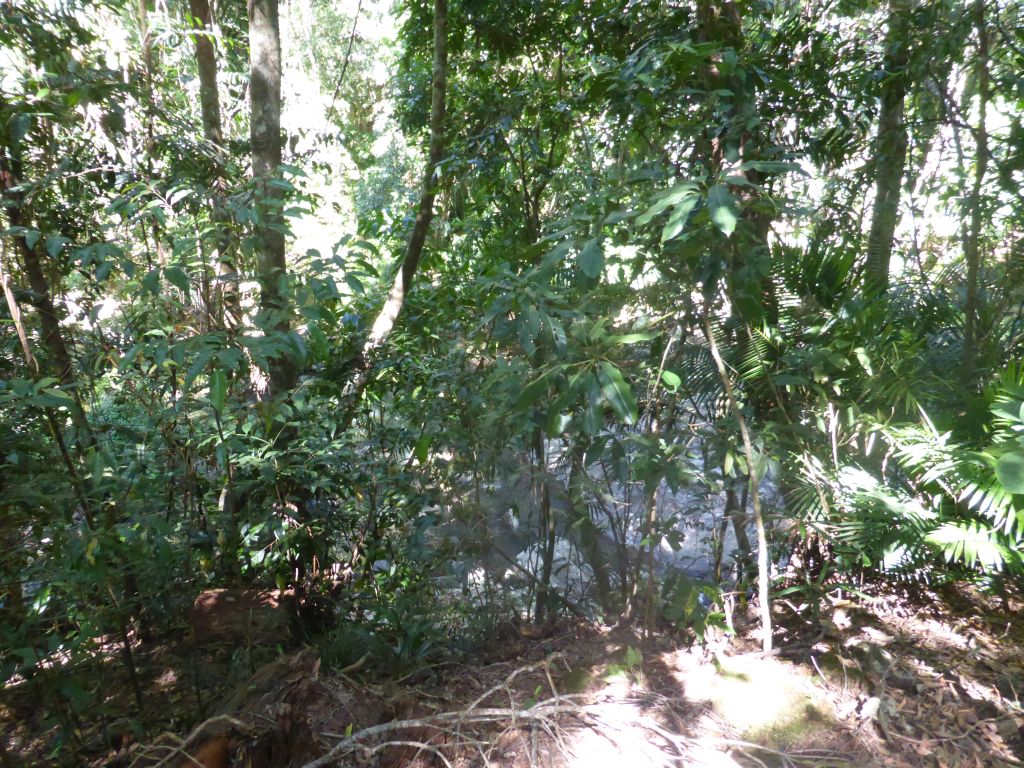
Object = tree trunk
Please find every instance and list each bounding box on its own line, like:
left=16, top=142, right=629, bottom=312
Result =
left=249, top=0, right=296, bottom=396
left=533, top=429, right=557, bottom=625
left=704, top=315, right=772, bottom=653
left=961, top=0, right=989, bottom=384
left=566, top=443, right=613, bottom=616
left=726, top=487, right=752, bottom=556
left=340, top=0, right=447, bottom=428
left=190, top=0, right=222, bottom=147
left=693, top=1, right=772, bottom=651
left=0, top=149, right=94, bottom=452
left=864, top=0, right=911, bottom=294
left=190, top=0, right=240, bottom=329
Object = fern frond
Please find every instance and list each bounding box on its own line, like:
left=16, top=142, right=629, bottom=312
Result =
left=925, top=521, right=1019, bottom=571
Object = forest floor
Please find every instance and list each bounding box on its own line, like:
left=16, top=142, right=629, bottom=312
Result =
left=4, top=582, right=1024, bottom=767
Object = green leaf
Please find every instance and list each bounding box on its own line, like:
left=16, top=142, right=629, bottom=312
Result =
left=707, top=184, right=737, bottom=236
left=548, top=315, right=567, bottom=353
left=661, top=195, right=700, bottom=242
left=636, top=181, right=698, bottom=226
left=344, top=274, right=365, bottom=295
left=142, top=268, right=161, bottom=295
left=579, top=238, right=604, bottom=279
left=585, top=435, right=609, bottom=466
left=414, top=433, right=432, bottom=464
left=11, top=112, right=31, bottom=142
left=608, top=331, right=660, bottom=345
left=661, top=370, right=682, bottom=391
left=209, top=368, right=227, bottom=412
left=167, top=187, right=192, bottom=206
left=854, top=347, right=873, bottom=375
left=737, top=160, right=803, bottom=175
left=582, top=373, right=603, bottom=435
left=165, top=266, right=190, bottom=292
left=45, top=235, right=70, bottom=258
left=624, top=645, right=643, bottom=668
left=184, top=349, right=214, bottom=391
left=30, top=389, right=75, bottom=408
left=995, top=451, right=1024, bottom=493
left=515, top=370, right=554, bottom=409
left=597, top=361, right=637, bottom=425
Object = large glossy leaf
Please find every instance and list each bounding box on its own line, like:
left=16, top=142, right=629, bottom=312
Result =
left=209, top=369, right=227, bottom=412
left=607, top=331, right=660, bottom=345
left=582, top=372, right=604, bottom=435
left=707, top=184, right=737, bottom=236
left=995, top=450, right=1024, bottom=493
left=636, top=181, right=697, bottom=226
left=164, top=265, right=190, bottom=292
left=661, top=195, right=700, bottom=242
left=515, top=369, right=555, bottom=409
left=579, top=238, right=604, bottom=278
left=661, top=370, right=682, bottom=391
left=597, top=361, right=637, bottom=425
left=414, top=433, right=432, bottom=464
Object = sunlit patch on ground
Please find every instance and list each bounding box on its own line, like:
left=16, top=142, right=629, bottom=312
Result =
left=564, top=699, right=691, bottom=768
left=667, top=649, right=836, bottom=748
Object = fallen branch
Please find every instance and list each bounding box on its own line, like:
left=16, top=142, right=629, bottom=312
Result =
left=145, top=715, right=252, bottom=768
left=304, top=694, right=851, bottom=768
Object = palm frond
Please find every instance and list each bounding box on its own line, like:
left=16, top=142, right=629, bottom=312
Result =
left=925, top=520, right=1021, bottom=572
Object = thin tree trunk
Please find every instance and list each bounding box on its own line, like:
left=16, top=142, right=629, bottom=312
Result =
left=961, top=0, right=989, bottom=383
left=566, top=442, right=613, bottom=615
left=864, top=0, right=910, bottom=294
left=339, top=0, right=447, bottom=430
left=190, top=0, right=222, bottom=147
left=704, top=314, right=772, bottom=653
left=189, top=0, right=240, bottom=328
left=250, top=0, right=297, bottom=396
left=0, top=243, right=93, bottom=522
left=726, top=487, right=752, bottom=556
left=533, top=429, right=556, bottom=625
left=0, top=244, right=36, bottom=370
left=643, top=466, right=658, bottom=635
left=136, top=0, right=155, bottom=158
left=0, top=150, right=94, bottom=451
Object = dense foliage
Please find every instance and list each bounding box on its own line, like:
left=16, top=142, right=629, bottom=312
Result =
left=1, top=0, right=1023, bottom=760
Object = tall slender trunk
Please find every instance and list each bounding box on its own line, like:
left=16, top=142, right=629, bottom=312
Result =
left=190, top=0, right=222, bottom=147
left=693, top=1, right=772, bottom=651
left=961, top=0, right=989, bottom=384
left=339, top=0, right=447, bottom=429
left=249, top=0, right=296, bottom=396
left=864, top=0, right=910, bottom=294
left=726, top=487, right=752, bottom=555
left=567, top=442, right=613, bottom=615
left=533, top=429, right=556, bottom=625
left=704, top=315, right=772, bottom=653
left=0, top=150, right=94, bottom=452
left=0, top=243, right=91, bottom=519
left=189, top=0, right=240, bottom=328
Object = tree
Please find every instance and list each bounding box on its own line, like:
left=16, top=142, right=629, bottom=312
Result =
left=961, top=0, right=990, bottom=384
left=864, top=0, right=911, bottom=295
left=250, top=0, right=297, bottom=396
left=341, top=0, right=448, bottom=428
left=189, top=0, right=240, bottom=329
